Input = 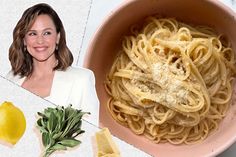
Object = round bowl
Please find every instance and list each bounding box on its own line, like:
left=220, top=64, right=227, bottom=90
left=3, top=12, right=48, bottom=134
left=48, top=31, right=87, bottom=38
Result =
left=84, top=0, right=236, bottom=156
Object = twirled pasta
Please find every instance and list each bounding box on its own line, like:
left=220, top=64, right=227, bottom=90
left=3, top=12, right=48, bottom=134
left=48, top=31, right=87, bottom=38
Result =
left=105, top=17, right=236, bottom=144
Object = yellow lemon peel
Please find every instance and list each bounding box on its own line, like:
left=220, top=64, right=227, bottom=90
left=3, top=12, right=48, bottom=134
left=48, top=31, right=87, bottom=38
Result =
left=0, top=101, right=26, bottom=145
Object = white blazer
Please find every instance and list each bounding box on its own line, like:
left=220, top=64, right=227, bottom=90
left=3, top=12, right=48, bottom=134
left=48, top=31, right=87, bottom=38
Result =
left=6, top=66, right=100, bottom=126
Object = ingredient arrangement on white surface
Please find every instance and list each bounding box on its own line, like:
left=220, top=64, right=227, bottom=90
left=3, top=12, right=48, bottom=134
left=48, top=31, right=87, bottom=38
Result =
left=0, top=76, right=152, bottom=157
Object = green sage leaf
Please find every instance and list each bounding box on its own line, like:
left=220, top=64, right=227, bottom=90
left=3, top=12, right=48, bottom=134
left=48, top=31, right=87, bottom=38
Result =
left=42, top=132, right=50, bottom=147
left=58, top=138, right=81, bottom=147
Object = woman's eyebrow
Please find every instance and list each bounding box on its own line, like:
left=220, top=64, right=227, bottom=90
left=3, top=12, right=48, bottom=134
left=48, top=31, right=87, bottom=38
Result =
left=27, top=28, right=54, bottom=32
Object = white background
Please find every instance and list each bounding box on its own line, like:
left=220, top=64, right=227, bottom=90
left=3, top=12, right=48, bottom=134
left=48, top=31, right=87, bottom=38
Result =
left=0, top=0, right=236, bottom=156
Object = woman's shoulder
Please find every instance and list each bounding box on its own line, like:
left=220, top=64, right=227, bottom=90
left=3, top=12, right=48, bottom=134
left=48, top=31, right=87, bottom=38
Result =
left=5, top=71, right=15, bottom=79
left=5, top=71, right=25, bottom=85
left=67, top=66, right=93, bottom=75
left=56, top=66, right=95, bottom=81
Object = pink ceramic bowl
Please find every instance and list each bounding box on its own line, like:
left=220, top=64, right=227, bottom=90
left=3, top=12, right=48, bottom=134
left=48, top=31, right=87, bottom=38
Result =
left=84, top=0, right=236, bottom=156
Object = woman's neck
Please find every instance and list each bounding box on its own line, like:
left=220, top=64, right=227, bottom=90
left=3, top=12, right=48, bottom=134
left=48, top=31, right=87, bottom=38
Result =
left=31, top=58, right=58, bottom=78
left=22, top=58, right=57, bottom=98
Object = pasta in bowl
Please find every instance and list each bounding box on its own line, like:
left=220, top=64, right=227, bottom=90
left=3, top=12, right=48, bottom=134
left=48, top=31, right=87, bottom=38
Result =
left=84, top=0, right=236, bottom=156
left=105, top=17, right=236, bottom=145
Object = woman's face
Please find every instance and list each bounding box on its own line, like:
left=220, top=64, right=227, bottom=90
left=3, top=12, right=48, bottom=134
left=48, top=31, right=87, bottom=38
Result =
left=24, top=14, right=60, bottom=63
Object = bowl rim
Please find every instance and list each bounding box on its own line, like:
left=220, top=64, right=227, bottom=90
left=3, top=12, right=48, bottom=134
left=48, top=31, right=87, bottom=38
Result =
left=84, top=0, right=236, bottom=67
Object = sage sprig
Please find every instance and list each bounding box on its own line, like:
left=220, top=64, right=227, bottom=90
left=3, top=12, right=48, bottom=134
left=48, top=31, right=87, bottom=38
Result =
left=36, top=104, right=90, bottom=157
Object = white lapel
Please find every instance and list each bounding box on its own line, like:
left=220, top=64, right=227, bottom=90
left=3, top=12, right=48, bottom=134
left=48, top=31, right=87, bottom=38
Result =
left=46, top=69, right=74, bottom=106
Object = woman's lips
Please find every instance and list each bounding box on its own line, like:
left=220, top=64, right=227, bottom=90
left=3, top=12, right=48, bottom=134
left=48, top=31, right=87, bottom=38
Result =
left=34, top=46, right=47, bottom=52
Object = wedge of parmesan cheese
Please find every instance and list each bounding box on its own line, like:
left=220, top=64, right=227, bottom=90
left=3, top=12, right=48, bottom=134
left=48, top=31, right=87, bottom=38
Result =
left=95, top=128, right=120, bottom=157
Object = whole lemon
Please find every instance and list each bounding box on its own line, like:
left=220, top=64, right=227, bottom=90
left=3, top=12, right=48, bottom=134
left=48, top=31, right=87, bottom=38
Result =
left=0, top=101, right=26, bottom=145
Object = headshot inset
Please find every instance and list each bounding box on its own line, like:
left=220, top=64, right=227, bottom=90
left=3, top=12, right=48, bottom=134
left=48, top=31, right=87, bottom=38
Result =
left=6, top=3, right=99, bottom=126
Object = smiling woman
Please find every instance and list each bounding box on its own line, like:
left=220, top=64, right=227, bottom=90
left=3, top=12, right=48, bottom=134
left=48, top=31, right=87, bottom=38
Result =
left=5, top=3, right=99, bottom=126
